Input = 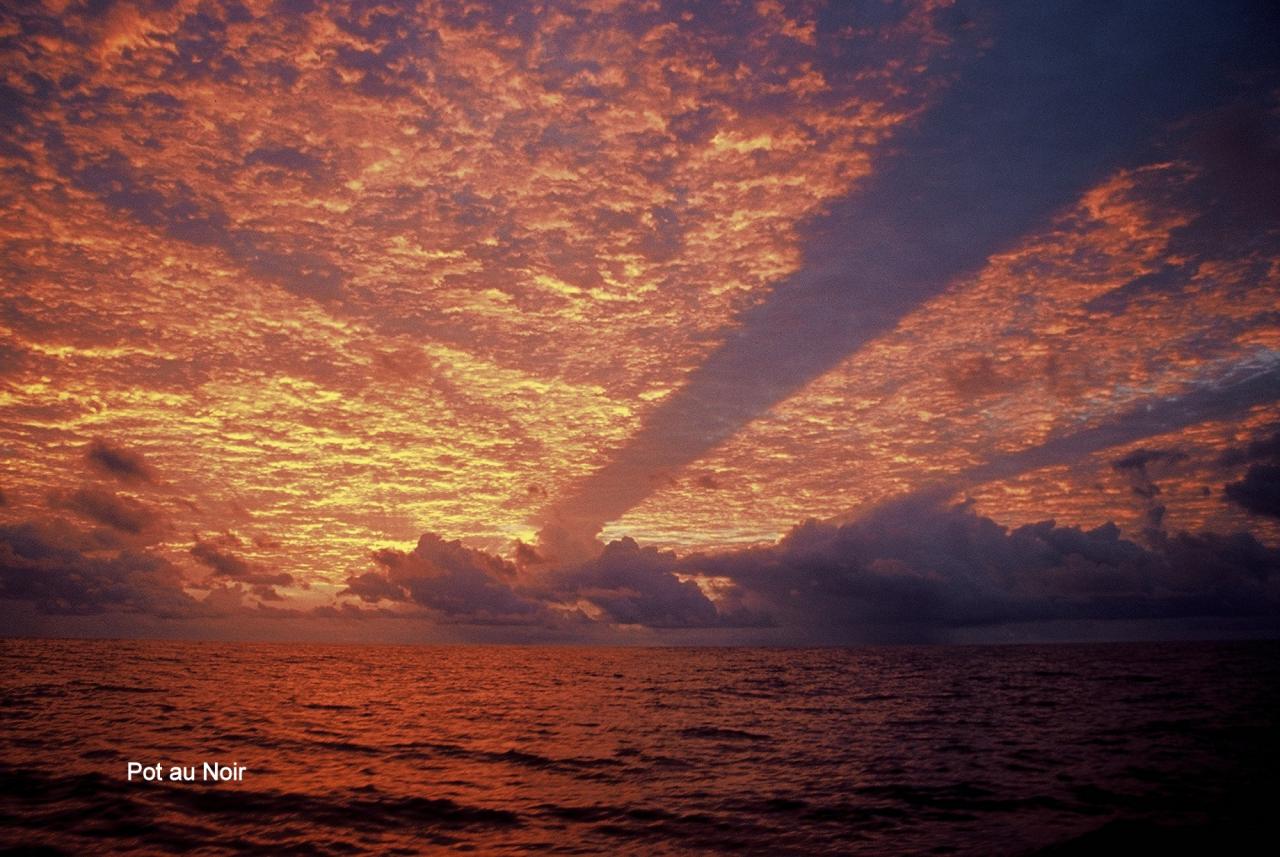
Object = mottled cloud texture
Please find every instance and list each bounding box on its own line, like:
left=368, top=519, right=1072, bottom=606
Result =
left=1, top=0, right=1278, bottom=641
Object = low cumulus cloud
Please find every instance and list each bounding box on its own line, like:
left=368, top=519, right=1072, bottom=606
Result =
left=342, top=533, right=549, bottom=625
left=690, top=500, right=1278, bottom=639
left=5, top=483, right=1277, bottom=640
left=536, top=536, right=764, bottom=629
left=190, top=536, right=294, bottom=600
left=340, top=532, right=764, bottom=629
left=0, top=511, right=290, bottom=618
left=0, top=458, right=197, bottom=615
left=15, top=435, right=299, bottom=609
left=338, top=499, right=1278, bottom=641
left=0, top=519, right=198, bottom=617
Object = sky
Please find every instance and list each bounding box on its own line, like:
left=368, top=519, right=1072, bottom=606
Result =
left=1, top=0, right=1279, bottom=644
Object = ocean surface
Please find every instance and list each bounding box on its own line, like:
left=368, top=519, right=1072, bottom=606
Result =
left=1, top=639, right=1277, bottom=855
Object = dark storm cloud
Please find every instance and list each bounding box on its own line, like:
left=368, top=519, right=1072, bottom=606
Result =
left=1217, top=426, right=1280, bottom=519
left=85, top=438, right=155, bottom=484
left=343, top=533, right=548, bottom=625
left=688, top=500, right=1280, bottom=641
left=47, top=486, right=160, bottom=535
left=0, top=520, right=199, bottom=617
left=1225, top=466, right=1280, bottom=519
left=545, top=0, right=1280, bottom=537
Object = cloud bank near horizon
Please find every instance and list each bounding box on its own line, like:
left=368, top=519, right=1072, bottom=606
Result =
left=4, top=434, right=1279, bottom=643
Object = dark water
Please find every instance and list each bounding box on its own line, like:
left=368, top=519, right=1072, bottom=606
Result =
left=1, top=640, right=1277, bottom=855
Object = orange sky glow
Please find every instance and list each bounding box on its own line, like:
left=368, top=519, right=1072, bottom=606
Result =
left=2, top=0, right=1278, bottom=641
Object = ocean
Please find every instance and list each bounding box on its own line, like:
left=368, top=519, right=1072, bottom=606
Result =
left=1, top=639, right=1276, bottom=855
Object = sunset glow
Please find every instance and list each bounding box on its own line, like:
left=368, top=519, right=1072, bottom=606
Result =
left=2, top=0, right=1277, bottom=642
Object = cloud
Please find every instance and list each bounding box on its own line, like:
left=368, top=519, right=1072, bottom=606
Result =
left=0, top=511, right=303, bottom=620
left=85, top=438, right=155, bottom=484
left=0, top=519, right=199, bottom=617
left=190, top=537, right=294, bottom=588
left=539, top=536, right=759, bottom=628
left=541, top=0, right=1275, bottom=541
left=343, top=531, right=765, bottom=629
left=345, top=487, right=1279, bottom=641
left=4, top=494, right=1276, bottom=640
left=1218, top=426, right=1280, bottom=519
left=1110, top=447, right=1189, bottom=535
left=1112, top=448, right=1189, bottom=477
left=694, top=473, right=722, bottom=490
left=342, top=571, right=410, bottom=605
left=1, top=0, right=1274, bottom=642
left=244, top=145, right=324, bottom=177
left=944, top=355, right=1021, bottom=398
left=47, top=486, right=160, bottom=535
left=59, top=146, right=345, bottom=302
left=1225, top=465, right=1280, bottom=519
left=924, top=366, right=1280, bottom=516
left=343, top=533, right=548, bottom=625
left=688, top=499, right=1279, bottom=641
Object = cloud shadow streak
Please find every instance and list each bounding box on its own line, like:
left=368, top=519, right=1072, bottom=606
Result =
left=546, top=0, right=1278, bottom=538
